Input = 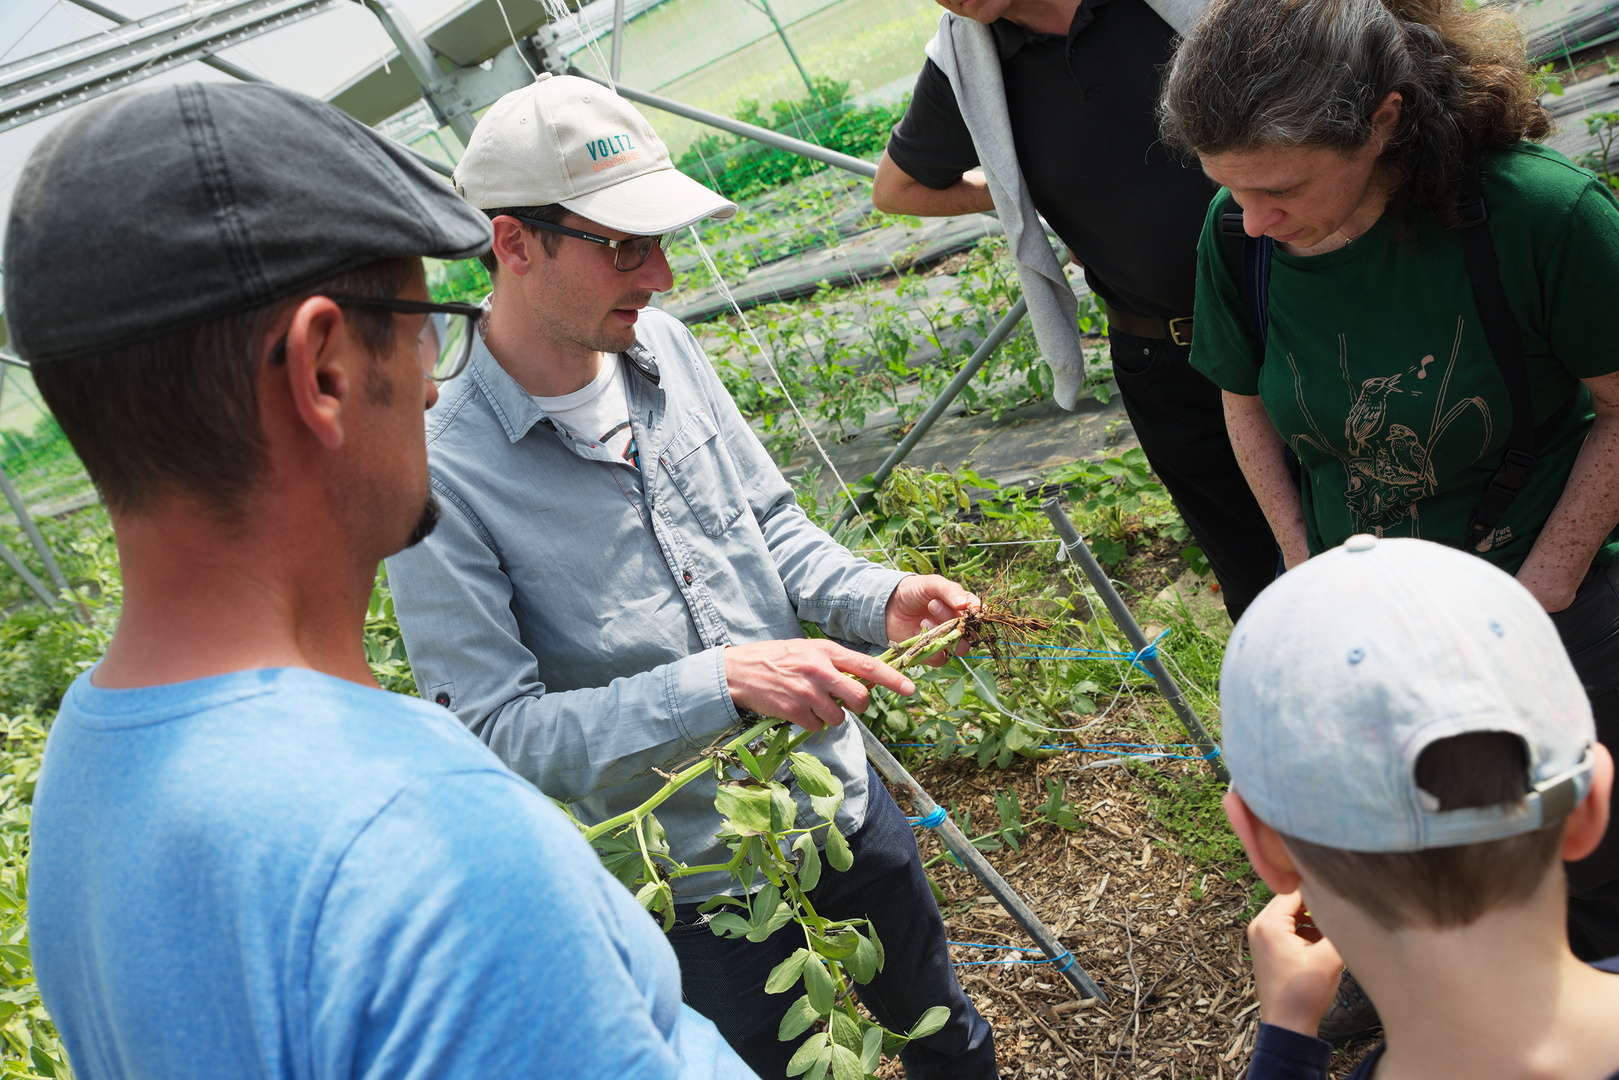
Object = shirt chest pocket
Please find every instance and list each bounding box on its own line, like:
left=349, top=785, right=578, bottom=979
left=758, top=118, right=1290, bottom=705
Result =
left=659, top=407, right=748, bottom=537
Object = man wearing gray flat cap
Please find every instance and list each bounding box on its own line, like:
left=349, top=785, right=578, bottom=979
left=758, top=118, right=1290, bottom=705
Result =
left=383, top=74, right=996, bottom=1080
left=13, top=82, right=756, bottom=1080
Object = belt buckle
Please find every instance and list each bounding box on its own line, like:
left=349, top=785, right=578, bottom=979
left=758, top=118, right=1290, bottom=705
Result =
left=1168, top=316, right=1193, bottom=348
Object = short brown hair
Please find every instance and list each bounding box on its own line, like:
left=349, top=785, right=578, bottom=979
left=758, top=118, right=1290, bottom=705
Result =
left=477, top=204, right=569, bottom=273
left=1283, top=732, right=1565, bottom=929
left=31, top=257, right=416, bottom=523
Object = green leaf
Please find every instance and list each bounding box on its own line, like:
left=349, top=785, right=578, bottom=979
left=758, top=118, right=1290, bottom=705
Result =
left=810, top=791, right=843, bottom=825
left=709, top=912, right=753, bottom=938
left=715, top=781, right=775, bottom=836
left=830, top=1010, right=863, bottom=1052
left=846, top=931, right=879, bottom=983
left=861, top=1026, right=885, bottom=1073
left=869, top=922, right=886, bottom=972
left=829, top=1043, right=864, bottom=1080
left=814, top=930, right=861, bottom=961
left=825, top=824, right=853, bottom=871
left=736, top=743, right=765, bottom=780
left=794, top=832, right=823, bottom=892
left=906, top=1005, right=951, bottom=1041
left=804, top=955, right=836, bottom=1015
left=779, top=994, right=820, bottom=1040
left=787, top=1032, right=830, bottom=1077
left=767, top=949, right=813, bottom=994
left=788, top=752, right=840, bottom=797
left=770, top=783, right=800, bottom=832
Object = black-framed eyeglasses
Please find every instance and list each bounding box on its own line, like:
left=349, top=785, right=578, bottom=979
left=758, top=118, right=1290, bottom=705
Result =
left=511, top=215, right=667, bottom=273
left=326, top=296, right=483, bottom=382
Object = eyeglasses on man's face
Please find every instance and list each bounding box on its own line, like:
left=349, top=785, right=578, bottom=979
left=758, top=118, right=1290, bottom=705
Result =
left=326, top=296, right=483, bottom=382
left=511, top=215, right=667, bottom=273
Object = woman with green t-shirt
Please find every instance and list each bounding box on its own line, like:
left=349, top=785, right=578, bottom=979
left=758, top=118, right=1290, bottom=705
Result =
left=1158, top=0, right=1619, bottom=968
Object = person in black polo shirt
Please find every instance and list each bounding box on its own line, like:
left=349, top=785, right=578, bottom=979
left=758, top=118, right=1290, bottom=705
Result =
left=873, top=0, right=1279, bottom=620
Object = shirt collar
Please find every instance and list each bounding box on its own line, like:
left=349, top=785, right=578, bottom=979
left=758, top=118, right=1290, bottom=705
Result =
left=467, top=331, right=663, bottom=446
left=990, top=0, right=1107, bottom=58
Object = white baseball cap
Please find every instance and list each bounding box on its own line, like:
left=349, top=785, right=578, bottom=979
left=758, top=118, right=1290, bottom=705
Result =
left=1220, top=535, right=1595, bottom=852
left=454, top=73, right=736, bottom=234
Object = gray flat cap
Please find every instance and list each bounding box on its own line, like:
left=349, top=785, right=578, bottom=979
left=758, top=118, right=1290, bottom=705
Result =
left=4, top=82, right=491, bottom=362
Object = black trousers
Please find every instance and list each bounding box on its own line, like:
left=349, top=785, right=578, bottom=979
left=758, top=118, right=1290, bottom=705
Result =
left=1109, top=331, right=1279, bottom=621
left=667, top=771, right=997, bottom=1080
left=1552, top=559, right=1619, bottom=961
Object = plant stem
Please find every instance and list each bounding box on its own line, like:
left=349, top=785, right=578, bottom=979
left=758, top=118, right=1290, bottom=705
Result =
left=582, top=718, right=776, bottom=842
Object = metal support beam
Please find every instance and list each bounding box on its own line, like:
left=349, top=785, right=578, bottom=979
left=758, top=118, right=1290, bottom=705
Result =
left=856, top=718, right=1107, bottom=1002
left=57, top=0, right=455, bottom=177
left=741, top=0, right=817, bottom=104
left=0, top=463, right=68, bottom=597
left=836, top=297, right=1028, bottom=530
left=0, top=535, right=57, bottom=610
left=0, top=0, right=342, bottom=134
left=359, top=0, right=479, bottom=146
left=609, top=0, right=627, bottom=81
left=1043, top=500, right=1229, bottom=783
left=569, top=67, right=877, bottom=179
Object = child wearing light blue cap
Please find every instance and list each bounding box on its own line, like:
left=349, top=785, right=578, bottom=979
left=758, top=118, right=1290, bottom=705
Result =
left=1218, top=535, right=1619, bottom=1080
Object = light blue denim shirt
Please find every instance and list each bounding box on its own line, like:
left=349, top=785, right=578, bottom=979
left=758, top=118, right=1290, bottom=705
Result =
left=385, top=308, right=907, bottom=899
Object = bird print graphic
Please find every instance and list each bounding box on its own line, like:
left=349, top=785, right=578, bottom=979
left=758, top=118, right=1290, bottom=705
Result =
left=1285, top=318, right=1493, bottom=537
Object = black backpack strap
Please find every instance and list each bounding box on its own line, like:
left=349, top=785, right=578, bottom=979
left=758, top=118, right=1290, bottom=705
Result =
left=1219, top=196, right=1273, bottom=347
left=1453, top=170, right=1537, bottom=550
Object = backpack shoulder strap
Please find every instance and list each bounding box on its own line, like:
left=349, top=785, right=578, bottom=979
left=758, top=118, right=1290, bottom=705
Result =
left=1219, top=194, right=1272, bottom=348
left=1453, top=170, right=1537, bottom=551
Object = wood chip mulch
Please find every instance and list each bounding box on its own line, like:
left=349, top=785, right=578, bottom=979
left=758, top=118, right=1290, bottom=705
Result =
left=884, top=748, right=1381, bottom=1079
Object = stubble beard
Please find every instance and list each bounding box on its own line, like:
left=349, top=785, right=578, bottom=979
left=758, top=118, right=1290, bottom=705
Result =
left=405, top=489, right=442, bottom=548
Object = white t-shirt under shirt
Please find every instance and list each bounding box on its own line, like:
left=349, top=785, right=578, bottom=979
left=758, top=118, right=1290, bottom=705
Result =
left=533, top=356, right=639, bottom=470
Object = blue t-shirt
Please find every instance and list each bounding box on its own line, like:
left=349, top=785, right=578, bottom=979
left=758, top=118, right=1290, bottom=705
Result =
left=29, top=667, right=757, bottom=1080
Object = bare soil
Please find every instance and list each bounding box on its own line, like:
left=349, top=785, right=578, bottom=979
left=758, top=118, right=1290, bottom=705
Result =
left=891, top=748, right=1381, bottom=1079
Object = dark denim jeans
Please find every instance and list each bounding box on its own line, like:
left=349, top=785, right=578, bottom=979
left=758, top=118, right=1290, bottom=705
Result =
left=667, top=769, right=998, bottom=1080
left=1110, top=331, right=1279, bottom=621
left=1552, top=559, right=1619, bottom=960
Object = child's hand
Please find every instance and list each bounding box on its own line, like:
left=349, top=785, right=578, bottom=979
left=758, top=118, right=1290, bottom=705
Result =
left=1247, top=890, right=1345, bottom=1037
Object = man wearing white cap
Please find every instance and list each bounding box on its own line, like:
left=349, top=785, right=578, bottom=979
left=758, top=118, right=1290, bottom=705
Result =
left=384, top=74, right=997, bottom=1080
left=1217, top=535, right=1619, bottom=1080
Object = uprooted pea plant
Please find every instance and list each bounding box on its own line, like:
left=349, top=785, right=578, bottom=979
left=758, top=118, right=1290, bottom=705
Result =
left=566, top=609, right=1047, bottom=1080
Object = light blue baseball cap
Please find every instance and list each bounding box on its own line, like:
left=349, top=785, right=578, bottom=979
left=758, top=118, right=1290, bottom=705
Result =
left=1220, top=535, right=1595, bottom=852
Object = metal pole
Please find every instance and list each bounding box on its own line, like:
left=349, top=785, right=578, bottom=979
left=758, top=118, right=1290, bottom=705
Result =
left=0, top=537, right=56, bottom=609
left=568, top=67, right=876, bottom=178
left=63, top=0, right=457, bottom=179
left=744, top=0, right=818, bottom=104
left=609, top=0, right=627, bottom=81
left=0, top=463, right=68, bottom=596
left=1042, top=500, right=1228, bottom=783
left=855, top=718, right=1107, bottom=1002
left=361, top=0, right=479, bottom=146
left=834, top=297, right=1028, bottom=530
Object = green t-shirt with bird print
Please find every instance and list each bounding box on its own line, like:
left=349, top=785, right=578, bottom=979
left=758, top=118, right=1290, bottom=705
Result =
left=1191, top=142, right=1619, bottom=573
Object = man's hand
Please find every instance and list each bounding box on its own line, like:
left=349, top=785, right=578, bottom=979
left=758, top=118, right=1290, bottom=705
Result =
left=1247, top=890, right=1345, bottom=1038
left=885, top=575, right=981, bottom=668
left=724, top=639, right=917, bottom=733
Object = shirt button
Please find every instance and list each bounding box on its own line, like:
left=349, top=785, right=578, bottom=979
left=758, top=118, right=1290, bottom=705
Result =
left=434, top=691, right=451, bottom=707
left=683, top=570, right=694, bottom=584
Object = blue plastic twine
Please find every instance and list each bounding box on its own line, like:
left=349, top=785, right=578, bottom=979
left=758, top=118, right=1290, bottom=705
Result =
left=915, top=806, right=948, bottom=829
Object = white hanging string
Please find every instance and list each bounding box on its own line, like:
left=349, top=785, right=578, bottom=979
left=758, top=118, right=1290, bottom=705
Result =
left=492, top=0, right=538, bottom=79
left=689, top=226, right=895, bottom=566
left=537, top=0, right=616, bottom=90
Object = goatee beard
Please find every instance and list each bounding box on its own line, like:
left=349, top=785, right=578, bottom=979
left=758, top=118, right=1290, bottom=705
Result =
left=406, top=490, right=442, bottom=548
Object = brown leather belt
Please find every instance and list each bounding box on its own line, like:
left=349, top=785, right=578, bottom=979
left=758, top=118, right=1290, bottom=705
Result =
left=1104, top=304, right=1194, bottom=347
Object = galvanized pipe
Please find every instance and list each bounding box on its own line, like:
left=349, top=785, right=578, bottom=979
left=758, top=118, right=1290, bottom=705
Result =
left=855, top=717, right=1107, bottom=1001
left=1042, top=500, right=1228, bottom=783
left=0, top=463, right=68, bottom=597
left=608, top=0, right=627, bottom=81
left=835, top=297, right=1028, bottom=530
left=568, top=67, right=877, bottom=179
